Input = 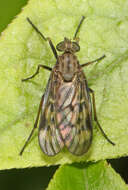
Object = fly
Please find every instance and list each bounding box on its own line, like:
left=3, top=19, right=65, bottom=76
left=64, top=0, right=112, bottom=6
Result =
left=20, top=16, right=115, bottom=156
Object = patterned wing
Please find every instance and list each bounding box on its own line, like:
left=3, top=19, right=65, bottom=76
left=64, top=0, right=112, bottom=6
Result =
left=38, top=74, right=64, bottom=156
left=56, top=77, right=93, bottom=156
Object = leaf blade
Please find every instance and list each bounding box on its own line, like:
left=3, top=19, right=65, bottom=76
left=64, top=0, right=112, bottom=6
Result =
left=47, top=161, right=128, bottom=190
left=0, top=0, right=128, bottom=169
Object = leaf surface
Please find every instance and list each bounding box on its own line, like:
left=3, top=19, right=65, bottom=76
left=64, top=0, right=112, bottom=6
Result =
left=0, top=0, right=128, bottom=169
left=47, top=161, right=128, bottom=190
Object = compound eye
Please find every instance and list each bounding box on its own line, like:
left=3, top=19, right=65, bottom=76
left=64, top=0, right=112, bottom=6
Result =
left=56, top=41, right=65, bottom=51
left=72, top=42, right=80, bottom=52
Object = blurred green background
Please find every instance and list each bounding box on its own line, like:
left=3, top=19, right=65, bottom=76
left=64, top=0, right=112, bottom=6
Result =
left=0, top=166, right=57, bottom=190
left=0, top=0, right=128, bottom=190
left=0, top=0, right=28, bottom=33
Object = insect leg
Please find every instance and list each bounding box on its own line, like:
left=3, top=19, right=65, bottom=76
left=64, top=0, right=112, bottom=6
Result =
left=19, top=95, right=44, bottom=155
left=89, top=88, right=115, bottom=146
left=81, top=55, right=106, bottom=67
left=73, top=16, right=85, bottom=40
left=27, top=18, right=58, bottom=59
left=22, top=64, right=52, bottom=82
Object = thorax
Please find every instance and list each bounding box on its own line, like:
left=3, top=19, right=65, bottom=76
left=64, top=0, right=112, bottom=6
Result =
left=55, top=52, right=79, bottom=82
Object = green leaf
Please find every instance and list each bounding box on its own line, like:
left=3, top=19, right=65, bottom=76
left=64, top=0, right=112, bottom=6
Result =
left=47, top=161, right=128, bottom=190
left=0, top=0, right=128, bottom=169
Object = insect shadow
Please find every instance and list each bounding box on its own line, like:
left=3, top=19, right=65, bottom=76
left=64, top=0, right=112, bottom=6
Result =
left=20, top=16, right=115, bottom=157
